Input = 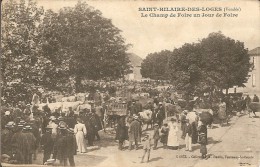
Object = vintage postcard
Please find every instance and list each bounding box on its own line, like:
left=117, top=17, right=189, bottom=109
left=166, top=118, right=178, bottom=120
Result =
left=1, top=0, right=260, bottom=167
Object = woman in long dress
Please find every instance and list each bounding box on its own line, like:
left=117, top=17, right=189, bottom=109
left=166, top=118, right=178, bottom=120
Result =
left=167, top=118, right=179, bottom=149
left=74, top=118, right=87, bottom=153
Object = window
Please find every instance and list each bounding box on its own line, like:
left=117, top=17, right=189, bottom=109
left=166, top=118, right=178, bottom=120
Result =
left=252, top=74, right=256, bottom=87
left=252, top=57, right=257, bottom=69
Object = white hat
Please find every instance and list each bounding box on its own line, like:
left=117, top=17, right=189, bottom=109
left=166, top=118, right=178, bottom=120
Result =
left=133, top=115, right=139, bottom=119
left=5, top=111, right=10, bottom=116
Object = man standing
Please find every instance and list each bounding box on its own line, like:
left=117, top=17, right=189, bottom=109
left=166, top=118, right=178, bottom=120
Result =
left=134, top=99, right=143, bottom=114
left=115, top=116, right=128, bottom=150
left=180, top=111, right=187, bottom=139
left=54, top=125, right=68, bottom=166
left=41, top=125, right=54, bottom=165
left=85, top=110, right=96, bottom=146
left=245, top=95, right=251, bottom=109
left=183, top=119, right=192, bottom=151
left=11, top=124, right=29, bottom=164
left=1, top=121, right=15, bottom=155
left=155, top=102, right=165, bottom=128
left=128, top=115, right=142, bottom=150
left=66, top=128, right=77, bottom=166
left=252, top=94, right=259, bottom=102
left=23, top=125, right=36, bottom=164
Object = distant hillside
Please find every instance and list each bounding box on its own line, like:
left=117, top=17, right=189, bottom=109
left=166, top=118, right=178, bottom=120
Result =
left=127, top=53, right=143, bottom=67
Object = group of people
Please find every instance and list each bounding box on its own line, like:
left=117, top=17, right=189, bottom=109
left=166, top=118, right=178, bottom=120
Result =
left=1, top=99, right=103, bottom=166
left=114, top=107, right=209, bottom=163
left=2, top=85, right=259, bottom=166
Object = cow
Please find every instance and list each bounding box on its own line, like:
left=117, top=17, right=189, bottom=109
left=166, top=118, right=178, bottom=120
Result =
left=248, top=102, right=260, bottom=117
left=138, top=109, right=154, bottom=130
left=38, top=102, right=63, bottom=113
left=62, top=101, right=84, bottom=113
left=61, top=96, right=76, bottom=102
left=52, top=95, right=64, bottom=102
left=75, top=93, right=89, bottom=103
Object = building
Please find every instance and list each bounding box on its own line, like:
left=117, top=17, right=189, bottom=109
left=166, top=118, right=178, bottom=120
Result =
left=125, top=53, right=143, bottom=81
left=238, top=47, right=260, bottom=95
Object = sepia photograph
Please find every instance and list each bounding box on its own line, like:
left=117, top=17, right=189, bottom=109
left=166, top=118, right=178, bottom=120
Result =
left=1, top=0, right=260, bottom=167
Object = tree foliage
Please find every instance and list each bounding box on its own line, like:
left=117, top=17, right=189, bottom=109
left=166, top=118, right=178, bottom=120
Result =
left=1, top=0, right=45, bottom=104
left=1, top=0, right=44, bottom=85
left=141, top=32, right=252, bottom=99
left=39, top=2, right=131, bottom=92
left=1, top=0, right=131, bottom=105
left=168, top=32, right=251, bottom=98
left=140, top=50, right=171, bottom=80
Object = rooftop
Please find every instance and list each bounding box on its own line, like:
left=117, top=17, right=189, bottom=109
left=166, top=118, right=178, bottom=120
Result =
left=249, top=47, right=260, bottom=56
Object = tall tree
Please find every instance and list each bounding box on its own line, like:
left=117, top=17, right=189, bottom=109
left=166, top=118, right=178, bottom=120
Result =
left=1, top=0, right=44, bottom=104
left=199, top=32, right=251, bottom=93
left=168, top=32, right=252, bottom=99
left=168, top=43, right=203, bottom=99
left=39, top=1, right=131, bottom=92
left=140, top=50, right=171, bottom=80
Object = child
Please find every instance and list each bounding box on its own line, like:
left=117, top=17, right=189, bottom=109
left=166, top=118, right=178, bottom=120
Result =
left=199, top=133, right=207, bottom=159
left=153, top=123, right=160, bottom=150
left=160, top=123, right=169, bottom=149
left=141, top=134, right=152, bottom=163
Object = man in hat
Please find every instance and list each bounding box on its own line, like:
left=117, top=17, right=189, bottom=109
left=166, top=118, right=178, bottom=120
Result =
left=90, top=105, right=102, bottom=141
left=3, top=111, right=13, bottom=128
left=183, top=119, right=192, bottom=151
left=23, top=125, right=36, bottom=164
left=115, top=116, right=128, bottom=150
left=66, top=128, right=77, bottom=166
left=86, top=110, right=99, bottom=146
left=11, top=123, right=29, bottom=164
left=1, top=121, right=15, bottom=155
left=252, top=94, right=259, bottom=102
left=134, top=99, right=143, bottom=114
left=49, top=116, right=58, bottom=140
left=41, top=125, right=54, bottom=165
left=155, top=102, right=165, bottom=128
left=181, top=111, right=188, bottom=139
left=128, top=115, right=142, bottom=150
left=54, top=124, right=68, bottom=166
left=23, top=104, right=31, bottom=116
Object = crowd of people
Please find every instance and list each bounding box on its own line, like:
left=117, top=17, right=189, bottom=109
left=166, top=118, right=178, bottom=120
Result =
left=1, top=81, right=259, bottom=165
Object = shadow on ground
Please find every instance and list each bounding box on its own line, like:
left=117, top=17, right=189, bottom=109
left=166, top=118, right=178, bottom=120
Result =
left=149, top=157, right=163, bottom=162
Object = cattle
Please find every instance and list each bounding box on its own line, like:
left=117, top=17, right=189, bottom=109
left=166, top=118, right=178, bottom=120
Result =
left=38, top=102, right=63, bottom=113
left=61, top=96, right=76, bottom=102
left=138, top=109, right=154, bottom=130
left=62, top=101, right=84, bottom=113
left=52, top=95, right=64, bottom=102
left=248, top=102, right=260, bottom=117
left=194, top=108, right=214, bottom=116
left=75, top=93, right=89, bottom=103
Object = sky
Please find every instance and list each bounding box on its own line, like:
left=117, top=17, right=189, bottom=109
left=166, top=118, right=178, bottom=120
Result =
left=37, top=0, right=260, bottom=59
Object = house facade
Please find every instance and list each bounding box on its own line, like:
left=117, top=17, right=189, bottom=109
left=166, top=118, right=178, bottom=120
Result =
left=237, top=47, right=260, bottom=95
